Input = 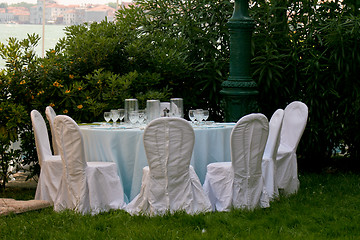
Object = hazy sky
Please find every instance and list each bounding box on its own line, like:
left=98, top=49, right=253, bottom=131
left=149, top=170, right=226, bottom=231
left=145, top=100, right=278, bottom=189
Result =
left=3, top=0, right=131, bottom=5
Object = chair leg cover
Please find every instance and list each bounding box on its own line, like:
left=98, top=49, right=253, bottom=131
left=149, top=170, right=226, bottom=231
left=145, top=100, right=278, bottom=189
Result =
left=233, top=172, right=270, bottom=210
left=34, top=157, right=63, bottom=204
left=276, top=149, right=299, bottom=195
left=86, top=162, right=126, bottom=214
left=54, top=162, right=125, bottom=215
left=54, top=180, right=90, bottom=214
left=127, top=166, right=211, bottom=215
left=262, top=156, right=279, bottom=200
left=203, top=162, right=233, bottom=211
left=203, top=162, right=269, bottom=212
left=54, top=169, right=90, bottom=214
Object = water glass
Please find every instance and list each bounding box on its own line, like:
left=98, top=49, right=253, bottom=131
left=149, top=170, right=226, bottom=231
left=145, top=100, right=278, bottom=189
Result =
left=110, top=109, right=120, bottom=127
left=125, top=99, right=138, bottom=123
left=188, top=110, right=196, bottom=124
left=118, top=108, right=125, bottom=124
left=170, top=98, right=183, bottom=118
left=194, top=109, right=204, bottom=125
left=138, top=110, right=146, bottom=125
left=104, top=112, right=111, bottom=125
left=146, top=100, right=160, bottom=122
left=202, top=110, right=209, bottom=122
left=129, top=110, right=139, bottom=126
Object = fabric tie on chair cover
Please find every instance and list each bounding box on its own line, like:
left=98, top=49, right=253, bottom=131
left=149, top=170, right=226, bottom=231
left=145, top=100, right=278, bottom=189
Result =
left=53, top=115, right=125, bottom=214
left=31, top=110, right=62, bottom=204
left=45, top=106, right=59, bottom=155
left=276, top=101, right=308, bottom=195
left=203, top=113, right=270, bottom=211
left=126, top=117, right=211, bottom=215
left=262, top=109, right=284, bottom=200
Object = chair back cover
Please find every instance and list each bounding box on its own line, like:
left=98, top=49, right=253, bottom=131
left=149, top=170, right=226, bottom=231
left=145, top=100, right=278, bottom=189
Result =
left=53, top=115, right=88, bottom=212
left=31, top=110, right=53, bottom=166
left=45, top=106, right=58, bottom=155
left=262, top=109, right=284, bottom=199
left=231, top=113, right=269, bottom=208
left=263, top=109, right=284, bottom=161
left=144, top=117, right=194, bottom=208
left=280, top=101, right=308, bottom=151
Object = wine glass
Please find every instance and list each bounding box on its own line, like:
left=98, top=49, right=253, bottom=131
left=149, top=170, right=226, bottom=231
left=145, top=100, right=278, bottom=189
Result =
left=188, top=110, right=196, bottom=124
left=110, top=109, right=120, bottom=127
left=138, top=110, right=146, bottom=126
left=129, top=110, right=139, bottom=126
left=202, top=110, right=209, bottom=123
left=104, top=112, right=111, bottom=125
left=118, top=108, right=125, bottom=125
left=194, top=109, right=204, bottom=125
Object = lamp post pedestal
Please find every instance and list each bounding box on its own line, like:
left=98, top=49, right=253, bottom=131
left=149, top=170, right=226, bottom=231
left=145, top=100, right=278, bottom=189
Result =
left=220, top=0, right=258, bottom=122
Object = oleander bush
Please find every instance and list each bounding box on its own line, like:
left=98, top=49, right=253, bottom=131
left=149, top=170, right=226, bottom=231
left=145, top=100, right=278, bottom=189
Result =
left=250, top=0, right=360, bottom=169
left=0, top=0, right=360, bottom=186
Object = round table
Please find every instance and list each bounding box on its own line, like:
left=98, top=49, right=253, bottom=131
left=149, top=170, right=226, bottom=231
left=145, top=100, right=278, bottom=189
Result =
left=80, top=122, right=234, bottom=202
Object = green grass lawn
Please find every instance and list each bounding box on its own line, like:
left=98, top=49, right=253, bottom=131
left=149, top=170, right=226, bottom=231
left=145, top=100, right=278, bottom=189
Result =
left=1, top=172, right=360, bottom=239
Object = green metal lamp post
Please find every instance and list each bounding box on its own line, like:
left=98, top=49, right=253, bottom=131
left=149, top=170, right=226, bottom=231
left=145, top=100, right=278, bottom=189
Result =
left=220, top=0, right=258, bottom=122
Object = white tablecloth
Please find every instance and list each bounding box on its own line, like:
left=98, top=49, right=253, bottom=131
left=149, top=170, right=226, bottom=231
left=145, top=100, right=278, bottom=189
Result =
left=80, top=123, right=234, bottom=203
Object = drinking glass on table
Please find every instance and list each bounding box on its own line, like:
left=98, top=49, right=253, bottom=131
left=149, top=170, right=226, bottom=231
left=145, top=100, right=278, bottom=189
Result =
left=118, top=108, right=125, bottom=125
left=110, top=109, right=120, bottom=127
left=104, top=112, right=111, bottom=125
left=194, top=109, right=204, bottom=125
left=129, top=110, right=139, bottom=126
left=188, top=110, right=196, bottom=124
left=138, top=110, right=146, bottom=125
left=202, top=110, right=209, bottom=123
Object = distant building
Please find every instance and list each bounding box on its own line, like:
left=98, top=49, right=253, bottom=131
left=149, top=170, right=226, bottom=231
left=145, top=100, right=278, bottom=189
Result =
left=30, top=0, right=68, bottom=24
left=15, top=11, right=30, bottom=24
left=63, top=8, right=86, bottom=25
left=85, top=5, right=115, bottom=23
left=4, top=0, right=134, bottom=25
left=0, top=8, right=15, bottom=23
left=7, top=7, right=30, bottom=24
left=0, top=7, right=30, bottom=23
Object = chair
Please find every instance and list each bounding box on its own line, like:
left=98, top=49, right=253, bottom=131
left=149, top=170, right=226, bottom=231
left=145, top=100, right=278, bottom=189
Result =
left=275, top=101, right=308, bottom=195
left=203, top=113, right=270, bottom=211
left=31, top=110, right=62, bottom=204
left=45, top=106, right=58, bottom=155
left=53, top=115, right=125, bottom=214
left=126, top=117, right=211, bottom=215
left=262, top=109, right=284, bottom=200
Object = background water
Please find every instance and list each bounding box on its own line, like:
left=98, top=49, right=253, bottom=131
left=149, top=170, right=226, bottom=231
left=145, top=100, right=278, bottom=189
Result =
left=0, top=24, right=66, bottom=69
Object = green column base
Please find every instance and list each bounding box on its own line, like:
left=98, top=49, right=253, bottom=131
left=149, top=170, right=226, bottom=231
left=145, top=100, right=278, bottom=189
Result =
left=220, top=87, right=259, bottom=122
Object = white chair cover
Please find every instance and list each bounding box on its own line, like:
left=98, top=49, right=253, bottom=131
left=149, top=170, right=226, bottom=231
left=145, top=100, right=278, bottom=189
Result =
left=53, top=115, right=125, bottom=214
left=262, top=109, right=284, bottom=200
left=126, top=117, right=211, bottom=215
left=45, top=106, right=58, bottom=155
left=276, top=101, right=308, bottom=195
left=203, top=113, right=270, bottom=211
left=31, top=110, right=62, bottom=204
